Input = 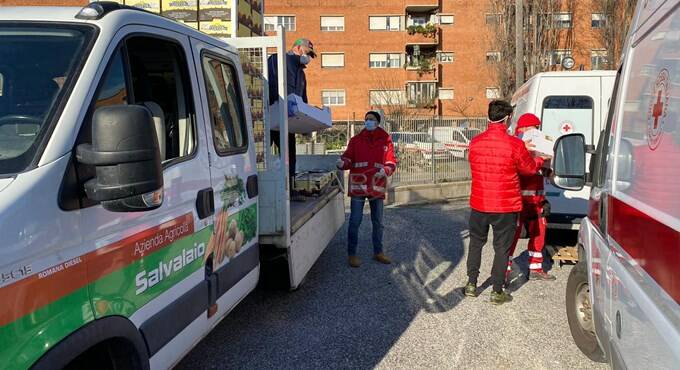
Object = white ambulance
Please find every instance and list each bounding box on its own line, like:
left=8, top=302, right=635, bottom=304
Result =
left=0, top=4, right=344, bottom=370
left=511, top=70, right=616, bottom=230
left=551, top=0, right=680, bottom=367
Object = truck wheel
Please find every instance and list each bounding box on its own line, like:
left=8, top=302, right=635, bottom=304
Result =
left=566, top=261, right=607, bottom=363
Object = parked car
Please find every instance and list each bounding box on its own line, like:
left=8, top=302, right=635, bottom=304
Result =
left=551, top=1, right=680, bottom=368
left=428, top=127, right=481, bottom=159
left=391, top=132, right=449, bottom=162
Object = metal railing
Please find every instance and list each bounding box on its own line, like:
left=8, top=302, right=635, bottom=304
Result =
left=296, top=116, right=488, bottom=187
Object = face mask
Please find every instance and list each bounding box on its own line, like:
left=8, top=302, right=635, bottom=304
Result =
left=300, top=54, right=311, bottom=65
left=365, top=120, right=378, bottom=131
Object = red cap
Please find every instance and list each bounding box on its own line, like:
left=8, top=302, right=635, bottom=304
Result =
left=515, top=113, right=541, bottom=134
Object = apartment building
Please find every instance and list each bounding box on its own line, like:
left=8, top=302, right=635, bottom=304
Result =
left=264, top=0, right=612, bottom=120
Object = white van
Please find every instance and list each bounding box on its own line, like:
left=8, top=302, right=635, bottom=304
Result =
left=551, top=1, right=680, bottom=368
left=0, top=4, right=344, bottom=370
left=511, top=71, right=616, bottom=230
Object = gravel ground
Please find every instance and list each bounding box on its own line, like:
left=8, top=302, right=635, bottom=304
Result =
left=176, top=201, right=607, bottom=370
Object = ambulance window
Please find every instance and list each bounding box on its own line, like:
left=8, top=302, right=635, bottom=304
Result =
left=0, top=72, right=3, bottom=96
left=541, top=96, right=594, bottom=143
left=94, top=48, right=127, bottom=108
left=202, top=55, right=248, bottom=155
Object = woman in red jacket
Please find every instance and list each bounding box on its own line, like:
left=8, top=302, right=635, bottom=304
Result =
left=465, top=101, right=546, bottom=305
left=337, top=111, right=396, bottom=268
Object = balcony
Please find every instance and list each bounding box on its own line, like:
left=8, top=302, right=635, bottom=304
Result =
left=405, top=1, right=440, bottom=12
left=405, top=58, right=439, bottom=81
left=405, top=23, right=440, bottom=45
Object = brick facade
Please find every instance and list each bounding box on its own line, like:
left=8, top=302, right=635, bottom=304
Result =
left=265, top=0, right=608, bottom=119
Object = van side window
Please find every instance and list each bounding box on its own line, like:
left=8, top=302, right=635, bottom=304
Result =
left=541, top=96, right=594, bottom=143
left=202, top=56, right=248, bottom=155
left=127, top=36, right=196, bottom=161
left=94, top=48, right=127, bottom=108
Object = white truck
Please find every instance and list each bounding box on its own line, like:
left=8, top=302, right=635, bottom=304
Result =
left=0, top=4, right=344, bottom=370
left=510, top=71, right=616, bottom=231
left=428, top=127, right=481, bottom=159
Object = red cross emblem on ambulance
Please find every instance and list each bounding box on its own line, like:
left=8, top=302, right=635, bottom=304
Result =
left=647, top=69, right=670, bottom=150
left=560, top=122, right=573, bottom=135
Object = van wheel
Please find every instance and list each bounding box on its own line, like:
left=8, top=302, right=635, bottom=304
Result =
left=566, top=261, right=607, bottom=363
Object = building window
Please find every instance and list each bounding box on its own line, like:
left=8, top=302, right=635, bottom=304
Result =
left=321, top=16, right=344, bottom=31
left=408, top=15, right=429, bottom=26
left=549, top=49, right=572, bottom=65
left=485, top=13, right=501, bottom=25
left=407, top=82, right=437, bottom=104
left=439, top=14, right=454, bottom=25
left=438, top=89, right=454, bottom=100
left=322, top=90, right=345, bottom=106
left=486, top=87, right=501, bottom=99
left=550, top=13, right=572, bottom=29
left=264, top=16, right=296, bottom=32
left=369, top=16, right=401, bottom=31
left=591, top=50, right=608, bottom=70
left=438, top=52, right=455, bottom=63
left=369, top=90, right=405, bottom=106
left=321, top=53, right=345, bottom=68
left=591, top=13, right=606, bottom=28
left=369, top=53, right=402, bottom=68
left=486, top=51, right=501, bottom=63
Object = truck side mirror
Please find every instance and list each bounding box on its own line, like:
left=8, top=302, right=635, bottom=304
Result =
left=76, top=105, right=163, bottom=212
left=551, top=133, right=586, bottom=191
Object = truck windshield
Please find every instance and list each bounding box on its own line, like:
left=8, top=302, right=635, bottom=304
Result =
left=0, top=24, right=94, bottom=175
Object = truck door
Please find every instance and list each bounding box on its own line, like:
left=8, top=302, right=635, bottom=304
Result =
left=190, top=38, right=259, bottom=315
left=69, top=27, right=214, bottom=368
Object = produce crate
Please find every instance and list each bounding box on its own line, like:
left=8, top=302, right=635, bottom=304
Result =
left=293, top=171, right=334, bottom=195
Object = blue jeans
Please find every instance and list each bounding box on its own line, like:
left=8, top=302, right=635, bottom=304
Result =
left=348, top=196, right=384, bottom=256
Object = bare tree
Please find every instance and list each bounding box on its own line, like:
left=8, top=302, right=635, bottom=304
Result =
left=488, top=0, right=575, bottom=98
left=593, top=0, right=638, bottom=69
left=450, top=88, right=476, bottom=118
left=369, top=75, right=414, bottom=120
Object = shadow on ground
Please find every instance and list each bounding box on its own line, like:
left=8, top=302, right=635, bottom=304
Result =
left=176, top=202, right=469, bottom=369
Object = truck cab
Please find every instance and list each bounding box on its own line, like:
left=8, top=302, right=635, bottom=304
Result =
left=0, top=4, right=344, bottom=369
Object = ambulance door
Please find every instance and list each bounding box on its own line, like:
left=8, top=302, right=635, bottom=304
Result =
left=190, top=38, right=260, bottom=321
left=69, top=26, right=214, bottom=369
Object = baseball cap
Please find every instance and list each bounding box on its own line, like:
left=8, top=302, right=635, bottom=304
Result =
left=293, top=38, right=317, bottom=58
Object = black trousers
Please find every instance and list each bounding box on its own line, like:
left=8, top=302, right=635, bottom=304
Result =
left=271, top=130, right=296, bottom=183
left=466, top=209, right=519, bottom=293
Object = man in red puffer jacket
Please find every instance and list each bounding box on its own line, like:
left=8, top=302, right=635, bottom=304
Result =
left=508, top=113, right=556, bottom=282
left=337, top=110, right=397, bottom=268
left=464, top=100, right=547, bottom=305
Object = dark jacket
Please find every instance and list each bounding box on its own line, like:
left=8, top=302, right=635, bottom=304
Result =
left=267, top=52, right=308, bottom=105
left=468, top=123, right=543, bottom=213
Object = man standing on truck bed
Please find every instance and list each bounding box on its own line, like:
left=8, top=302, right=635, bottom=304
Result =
left=337, top=111, right=396, bottom=268
left=464, top=100, right=546, bottom=305
left=267, top=38, right=316, bottom=195
left=508, top=113, right=556, bottom=282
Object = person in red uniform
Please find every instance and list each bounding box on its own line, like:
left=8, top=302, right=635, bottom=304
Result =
left=507, top=113, right=556, bottom=282
left=465, top=100, right=547, bottom=305
left=337, top=111, right=397, bottom=268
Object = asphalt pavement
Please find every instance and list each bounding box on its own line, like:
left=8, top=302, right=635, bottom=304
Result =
left=176, top=201, right=607, bottom=370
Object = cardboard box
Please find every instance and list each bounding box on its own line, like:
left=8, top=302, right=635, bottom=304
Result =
left=270, top=94, right=332, bottom=134
left=520, top=128, right=555, bottom=157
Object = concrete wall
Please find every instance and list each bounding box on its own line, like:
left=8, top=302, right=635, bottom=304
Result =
left=386, top=181, right=470, bottom=206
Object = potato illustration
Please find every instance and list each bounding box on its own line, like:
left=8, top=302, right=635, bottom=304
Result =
left=234, top=231, right=244, bottom=253
left=228, top=219, right=238, bottom=239
left=226, top=239, right=236, bottom=258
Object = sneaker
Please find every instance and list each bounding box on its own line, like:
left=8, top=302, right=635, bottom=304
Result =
left=348, top=255, right=361, bottom=268
left=464, top=282, right=478, bottom=297
left=490, top=290, right=513, bottom=305
left=529, top=270, right=557, bottom=281
left=373, top=253, right=392, bottom=264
